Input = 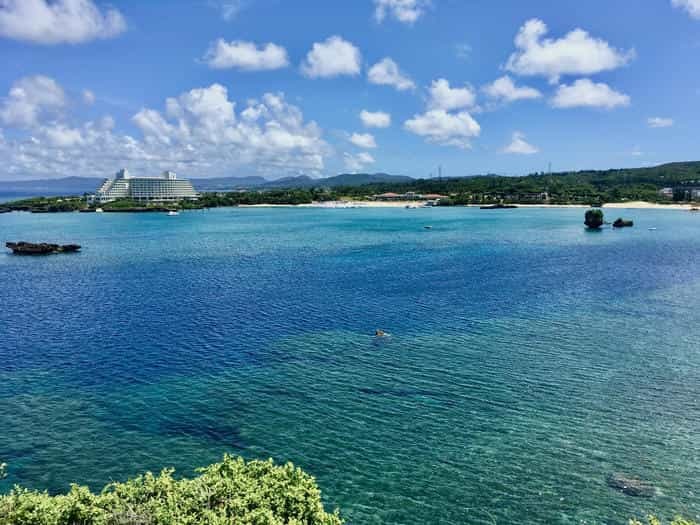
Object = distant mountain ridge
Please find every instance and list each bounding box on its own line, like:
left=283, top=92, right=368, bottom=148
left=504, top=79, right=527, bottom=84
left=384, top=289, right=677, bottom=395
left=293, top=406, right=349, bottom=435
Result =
left=0, top=172, right=414, bottom=195
left=2, top=162, right=700, bottom=198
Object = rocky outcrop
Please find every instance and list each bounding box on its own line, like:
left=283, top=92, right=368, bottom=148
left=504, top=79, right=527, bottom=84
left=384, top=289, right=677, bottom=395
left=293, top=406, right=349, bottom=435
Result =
left=607, top=473, right=656, bottom=497
left=5, top=242, right=81, bottom=255
left=585, top=209, right=604, bottom=229
left=613, top=218, right=634, bottom=228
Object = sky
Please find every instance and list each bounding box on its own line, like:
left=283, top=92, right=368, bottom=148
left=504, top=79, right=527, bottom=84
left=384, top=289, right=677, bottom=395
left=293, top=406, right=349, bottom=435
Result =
left=1, top=0, right=700, bottom=181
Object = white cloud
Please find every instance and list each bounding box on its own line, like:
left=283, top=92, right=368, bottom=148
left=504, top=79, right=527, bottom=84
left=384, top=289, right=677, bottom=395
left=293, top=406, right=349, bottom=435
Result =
left=404, top=109, right=480, bottom=148
left=551, top=79, right=630, bottom=109
left=344, top=151, right=375, bottom=171
left=301, top=36, right=361, bottom=78
left=203, top=39, right=289, bottom=71
left=505, top=18, right=634, bottom=83
left=647, top=117, right=674, bottom=128
left=482, top=75, right=541, bottom=103
left=0, top=75, right=66, bottom=127
left=373, top=0, right=429, bottom=24
left=82, top=89, right=95, bottom=105
left=360, top=110, right=391, bottom=128
left=0, top=78, right=330, bottom=180
left=213, top=0, right=245, bottom=21
left=367, top=57, right=415, bottom=91
left=41, top=123, right=84, bottom=147
left=0, top=0, right=126, bottom=44
left=349, top=132, right=377, bottom=149
left=427, top=78, right=476, bottom=111
left=672, top=0, right=700, bottom=18
left=502, top=131, right=539, bottom=154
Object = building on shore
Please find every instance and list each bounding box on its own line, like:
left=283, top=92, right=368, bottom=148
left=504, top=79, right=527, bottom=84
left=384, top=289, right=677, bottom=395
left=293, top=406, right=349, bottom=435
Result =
left=88, top=169, right=199, bottom=204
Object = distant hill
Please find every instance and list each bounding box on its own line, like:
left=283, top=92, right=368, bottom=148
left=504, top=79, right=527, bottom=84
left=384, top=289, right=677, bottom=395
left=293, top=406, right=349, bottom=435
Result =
left=190, top=176, right=268, bottom=191
left=0, top=172, right=413, bottom=195
left=261, top=173, right=413, bottom=189
left=0, top=176, right=104, bottom=196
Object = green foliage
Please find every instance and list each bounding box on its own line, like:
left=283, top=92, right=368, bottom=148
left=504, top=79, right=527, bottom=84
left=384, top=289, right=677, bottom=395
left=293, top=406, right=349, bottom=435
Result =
left=3, top=196, right=86, bottom=212
left=0, top=455, right=342, bottom=525
left=629, top=516, right=698, bottom=525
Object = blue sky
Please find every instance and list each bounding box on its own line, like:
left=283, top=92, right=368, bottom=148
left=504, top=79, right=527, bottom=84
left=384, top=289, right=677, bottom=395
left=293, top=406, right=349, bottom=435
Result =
left=1, top=0, right=699, bottom=180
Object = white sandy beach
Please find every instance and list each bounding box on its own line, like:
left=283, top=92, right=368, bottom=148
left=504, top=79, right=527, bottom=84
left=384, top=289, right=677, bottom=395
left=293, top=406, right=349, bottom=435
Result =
left=241, top=200, right=698, bottom=210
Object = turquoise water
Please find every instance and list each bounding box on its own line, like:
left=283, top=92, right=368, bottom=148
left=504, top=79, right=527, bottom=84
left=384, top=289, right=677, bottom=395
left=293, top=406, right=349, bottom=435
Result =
left=1, top=207, right=699, bottom=524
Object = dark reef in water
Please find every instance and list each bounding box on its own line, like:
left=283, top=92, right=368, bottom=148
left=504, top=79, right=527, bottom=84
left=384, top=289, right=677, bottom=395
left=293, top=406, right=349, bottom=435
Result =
left=607, top=473, right=656, bottom=497
left=613, top=218, right=634, bottom=228
left=5, top=241, right=81, bottom=255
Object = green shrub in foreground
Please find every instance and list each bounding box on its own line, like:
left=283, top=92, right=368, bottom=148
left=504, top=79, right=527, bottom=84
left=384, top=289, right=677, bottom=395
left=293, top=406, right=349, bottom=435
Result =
left=630, top=517, right=698, bottom=525
left=0, top=455, right=342, bottom=525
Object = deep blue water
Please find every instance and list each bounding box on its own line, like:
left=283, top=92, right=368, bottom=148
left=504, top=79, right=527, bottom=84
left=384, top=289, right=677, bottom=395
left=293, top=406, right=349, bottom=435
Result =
left=1, top=207, right=699, bottom=524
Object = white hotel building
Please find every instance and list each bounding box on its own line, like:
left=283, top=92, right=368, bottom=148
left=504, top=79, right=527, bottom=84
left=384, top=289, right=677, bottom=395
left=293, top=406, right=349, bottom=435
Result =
left=89, top=169, right=199, bottom=204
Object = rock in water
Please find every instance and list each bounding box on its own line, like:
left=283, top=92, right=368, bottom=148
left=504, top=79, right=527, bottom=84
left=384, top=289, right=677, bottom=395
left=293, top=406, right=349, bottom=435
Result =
left=606, top=473, right=656, bottom=497
left=5, top=242, right=81, bottom=255
left=585, top=209, right=604, bottom=229
left=613, top=218, right=634, bottom=228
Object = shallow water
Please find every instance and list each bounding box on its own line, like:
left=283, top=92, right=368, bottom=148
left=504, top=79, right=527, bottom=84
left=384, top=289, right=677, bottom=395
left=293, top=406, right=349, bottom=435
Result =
left=1, top=207, right=699, bottom=524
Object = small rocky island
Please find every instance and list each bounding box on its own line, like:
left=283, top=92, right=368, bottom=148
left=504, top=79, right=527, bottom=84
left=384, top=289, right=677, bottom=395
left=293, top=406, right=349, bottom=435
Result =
left=6, top=241, right=81, bottom=255
left=584, top=209, right=605, bottom=229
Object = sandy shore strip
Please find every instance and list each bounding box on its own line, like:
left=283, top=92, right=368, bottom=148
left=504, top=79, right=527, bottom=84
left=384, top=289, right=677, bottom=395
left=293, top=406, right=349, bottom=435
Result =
left=240, top=200, right=698, bottom=210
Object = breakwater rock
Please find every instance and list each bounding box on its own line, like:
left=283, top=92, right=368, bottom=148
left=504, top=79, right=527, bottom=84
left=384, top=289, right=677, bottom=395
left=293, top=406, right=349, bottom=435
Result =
left=6, top=242, right=81, bottom=255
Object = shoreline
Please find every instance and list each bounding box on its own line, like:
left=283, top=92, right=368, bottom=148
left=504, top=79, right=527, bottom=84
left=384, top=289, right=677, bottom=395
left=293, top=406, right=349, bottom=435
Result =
left=241, top=200, right=697, bottom=210
left=2, top=200, right=697, bottom=213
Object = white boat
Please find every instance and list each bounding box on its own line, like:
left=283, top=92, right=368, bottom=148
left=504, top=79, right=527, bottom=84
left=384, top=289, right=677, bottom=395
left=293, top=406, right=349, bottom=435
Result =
left=167, top=210, right=179, bottom=216
left=95, top=208, right=103, bottom=213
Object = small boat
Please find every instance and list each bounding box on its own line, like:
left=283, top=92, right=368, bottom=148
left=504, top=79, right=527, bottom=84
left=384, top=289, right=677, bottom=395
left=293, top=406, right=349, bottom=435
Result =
left=95, top=208, right=104, bottom=213
left=167, top=210, right=179, bottom=216
left=648, top=227, right=657, bottom=231
left=423, top=225, right=433, bottom=229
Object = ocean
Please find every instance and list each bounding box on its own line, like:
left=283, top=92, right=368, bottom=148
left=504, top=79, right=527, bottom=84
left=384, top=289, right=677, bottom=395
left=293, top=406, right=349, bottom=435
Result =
left=1, top=207, right=698, bottom=524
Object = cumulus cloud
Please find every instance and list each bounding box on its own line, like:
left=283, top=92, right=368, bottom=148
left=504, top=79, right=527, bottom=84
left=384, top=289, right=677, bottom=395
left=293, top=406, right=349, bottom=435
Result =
left=427, top=78, right=476, bottom=111
left=0, top=77, right=330, bottom=180
left=502, top=131, right=539, bottom=154
left=404, top=109, right=480, bottom=148
left=505, top=18, right=634, bottom=83
left=647, top=117, right=674, bottom=128
left=349, top=132, right=377, bottom=149
left=360, top=109, right=391, bottom=128
left=82, top=89, right=95, bottom=105
left=301, top=36, right=361, bottom=78
left=0, top=75, right=66, bottom=127
left=551, top=79, right=630, bottom=109
left=203, top=39, right=289, bottom=71
left=344, top=151, right=375, bottom=171
left=373, top=0, right=429, bottom=24
left=0, top=0, right=126, bottom=44
left=672, top=0, right=700, bottom=18
left=367, top=57, right=415, bottom=90
left=482, top=75, right=541, bottom=103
